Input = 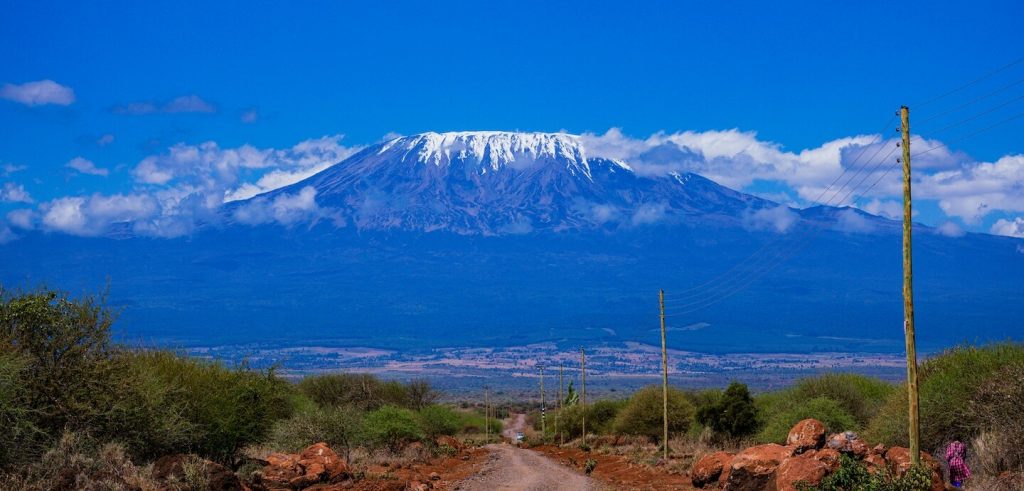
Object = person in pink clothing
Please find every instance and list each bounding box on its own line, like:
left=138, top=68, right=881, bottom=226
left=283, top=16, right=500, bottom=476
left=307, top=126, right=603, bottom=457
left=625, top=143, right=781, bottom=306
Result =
left=944, top=440, right=971, bottom=488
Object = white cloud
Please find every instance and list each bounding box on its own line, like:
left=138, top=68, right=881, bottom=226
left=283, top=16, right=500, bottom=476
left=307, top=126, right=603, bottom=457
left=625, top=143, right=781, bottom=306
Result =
left=41, top=194, right=159, bottom=236
left=936, top=221, right=966, bottom=238
left=97, top=134, right=115, bottom=146
left=232, top=186, right=321, bottom=226
left=0, top=80, right=75, bottom=106
left=991, top=217, right=1024, bottom=238
left=862, top=199, right=903, bottom=220
left=1, top=182, right=33, bottom=203
left=0, top=222, right=16, bottom=244
left=745, top=205, right=799, bottom=233
left=834, top=209, right=876, bottom=234
left=920, top=154, right=1024, bottom=224
left=1, top=163, right=27, bottom=177
left=240, top=109, right=259, bottom=123
left=631, top=202, right=668, bottom=225
left=164, top=95, right=215, bottom=113
left=6, top=209, right=35, bottom=229
left=113, top=94, right=216, bottom=115
left=66, top=157, right=110, bottom=177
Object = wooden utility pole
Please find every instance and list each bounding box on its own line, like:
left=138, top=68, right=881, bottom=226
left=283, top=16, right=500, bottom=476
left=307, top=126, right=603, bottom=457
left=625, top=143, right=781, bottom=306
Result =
left=580, top=347, right=587, bottom=448
left=558, top=364, right=564, bottom=446
left=659, top=289, right=669, bottom=460
left=484, top=385, right=491, bottom=443
left=900, top=105, right=921, bottom=465
left=540, top=365, right=546, bottom=435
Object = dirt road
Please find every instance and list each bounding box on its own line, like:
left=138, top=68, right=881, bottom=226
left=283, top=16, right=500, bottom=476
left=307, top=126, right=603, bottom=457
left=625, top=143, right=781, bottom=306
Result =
left=502, top=413, right=528, bottom=440
left=454, top=443, right=600, bottom=491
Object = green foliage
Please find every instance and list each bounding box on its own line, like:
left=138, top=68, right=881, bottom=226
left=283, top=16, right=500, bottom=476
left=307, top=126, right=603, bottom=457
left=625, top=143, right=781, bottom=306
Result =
left=296, top=373, right=432, bottom=411
left=0, top=287, right=118, bottom=438
left=757, top=397, right=858, bottom=444
left=456, top=409, right=502, bottom=435
left=802, top=454, right=932, bottom=491
left=364, top=406, right=423, bottom=450
left=0, top=352, right=42, bottom=468
left=967, top=361, right=1024, bottom=475
left=267, top=406, right=365, bottom=459
left=417, top=405, right=460, bottom=438
left=115, top=350, right=293, bottom=463
left=583, top=458, right=597, bottom=474
left=564, top=380, right=579, bottom=406
left=865, top=343, right=1024, bottom=452
left=697, top=382, right=758, bottom=439
left=612, top=386, right=694, bottom=441
left=791, top=373, right=895, bottom=426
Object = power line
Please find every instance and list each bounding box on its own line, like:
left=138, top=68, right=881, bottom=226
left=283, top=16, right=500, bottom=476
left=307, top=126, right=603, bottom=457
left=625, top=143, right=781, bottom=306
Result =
left=914, top=57, right=1024, bottom=109
left=916, top=76, right=1024, bottom=124
left=911, top=110, right=1024, bottom=159
left=663, top=117, right=896, bottom=301
left=921, top=93, right=1024, bottom=137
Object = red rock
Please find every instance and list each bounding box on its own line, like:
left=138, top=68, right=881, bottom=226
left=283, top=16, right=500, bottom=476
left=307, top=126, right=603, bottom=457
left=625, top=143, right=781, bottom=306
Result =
left=806, top=448, right=841, bottom=471
left=265, top=452, right=298, bottom=469
left=435, top=435, right=465, bottom=451
left=786, top=419, right=827, bottom=454
left=300, top=443, right=338, bottom=462
left=691, top=451, right=733, bottom=488
left=884, top=447, right=944, bottom=491
left=725, top=444, right=794, bottom=491
left=775, top=455, right=829, bottom=491
left=871, top=444, right=886, bottom=455
left=825, top=432, right=868, bottom=458
left=863, top=453, right=886, bottom=473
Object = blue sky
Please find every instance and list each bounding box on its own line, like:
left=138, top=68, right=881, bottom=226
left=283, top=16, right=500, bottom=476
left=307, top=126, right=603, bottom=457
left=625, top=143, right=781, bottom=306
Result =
left=2, top=1, right=1024, bottom=239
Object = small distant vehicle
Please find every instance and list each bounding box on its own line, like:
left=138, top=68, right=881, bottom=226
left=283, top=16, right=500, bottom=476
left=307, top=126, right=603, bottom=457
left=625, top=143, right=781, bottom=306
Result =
left=515, top=432, right=524, bottom=443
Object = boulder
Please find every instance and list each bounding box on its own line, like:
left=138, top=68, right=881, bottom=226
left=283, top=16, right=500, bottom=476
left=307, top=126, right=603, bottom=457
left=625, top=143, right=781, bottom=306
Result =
left=884, top=447, right=944, bottom=491
left=435, top=435, right=465, bottom=451
left=826, top=431, right=868, bottom=458
left=262, top=442, right=349, bottom=489
left=786, top=419, right=826, bottom=454
left=775, top=455, right=829, bottom=491
left=691, top=451, right=733, bottom=488
left=871, top=443, right=886, bottom=455
left=805, top=448, right=841, bottom=471
left=863, top=453, right=887, bottom=473
left=152, top=454, right=246, bottom=491
left=725, top=444, right=794, bottom=491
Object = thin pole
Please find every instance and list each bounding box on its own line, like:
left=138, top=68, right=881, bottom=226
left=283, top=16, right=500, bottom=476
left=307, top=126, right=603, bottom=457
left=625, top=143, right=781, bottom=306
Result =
left=540, top=365, right=546, bottom=436
left=484, top=385, right=490, bottom=444
left=901, top=105, right=921, bottom=465
left=580, top=347, right=587, bottom=448
left=660, top=289, right=669, bottom=460
left=558, top=364, right=564, bottom=446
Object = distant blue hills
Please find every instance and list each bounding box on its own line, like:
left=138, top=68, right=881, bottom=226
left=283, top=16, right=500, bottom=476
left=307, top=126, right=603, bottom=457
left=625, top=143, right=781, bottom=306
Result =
left=2, top=132, right=1021, bottom=355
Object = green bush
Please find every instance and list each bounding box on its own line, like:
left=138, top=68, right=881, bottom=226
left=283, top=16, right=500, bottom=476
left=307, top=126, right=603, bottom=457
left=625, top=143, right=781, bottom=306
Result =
left=697, top=382, right=758, bottom=439
left=114, top=350, right=293, bottom=463
left=801, top=454, right=933, bottom=491
left=456, top=409, right=502, bottom=436
left=297, top=373, right=413, bottom=410
left=267, top=406, right=365, bottom=460
left=791, top=373, right=894, bottom=426
left=612, top=386, right=694, bottom=441
left=365, top=406, right=423, bottom=450
left=757, top=397, right=858, bottom=444
left=0, top=287, right=119, bottom=440
left=865, top=343, right=1024, bottom=453
left=417, top=405, right=461, bottom=438
left=0, top=352, right=42, bottom=468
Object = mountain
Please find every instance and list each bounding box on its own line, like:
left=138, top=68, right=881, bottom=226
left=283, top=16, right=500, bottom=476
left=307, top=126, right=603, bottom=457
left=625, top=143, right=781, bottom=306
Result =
left=2, top=131, right=1022, bottom=357
left=226, top=131, right=782, bottom=234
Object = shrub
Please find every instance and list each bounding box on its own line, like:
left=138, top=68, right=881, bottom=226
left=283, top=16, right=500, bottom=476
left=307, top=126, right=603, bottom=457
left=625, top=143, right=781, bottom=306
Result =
left=0, top=352, right=42, bottom=468
left=791, top=373, right=895, bottom=427
left=406, top=380, right=439, bottom=410
left=417, top=405, right=460, bottom=438
left=757, top=397, right=858, bottom=444
left=865, top=343, right=1024, bottom=453
left=297, top=373, right=411, bottom=410
left=801, top=454, right=933, bottom=491
left=967, top=362, right=1024, bottom=475
left=115, top=350, right=293, bottom=463
left=365, top=406, right=423, bottom=450
left=0, top=287, right=118, bottom=440
left=697, top=382, right=758, bottom=439
left=267, top=406, right=365, bottom=460
left=612, top=386, right=694, bottom=441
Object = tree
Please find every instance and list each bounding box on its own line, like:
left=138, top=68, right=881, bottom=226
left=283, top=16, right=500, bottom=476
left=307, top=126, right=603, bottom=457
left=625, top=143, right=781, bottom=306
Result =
left=564, top=381, right=579, bottom=406
left=613, top=386, right=694, bottom=441
left=365, top=406, right=422, bottom=451
left=406, top=379, right=439, bottom=410
left=697, top=381, right=758, bottom=439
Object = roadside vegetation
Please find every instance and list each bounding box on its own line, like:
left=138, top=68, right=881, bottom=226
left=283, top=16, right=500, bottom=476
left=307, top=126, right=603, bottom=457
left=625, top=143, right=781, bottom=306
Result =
left=0, top=286, right=497, bottom=489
